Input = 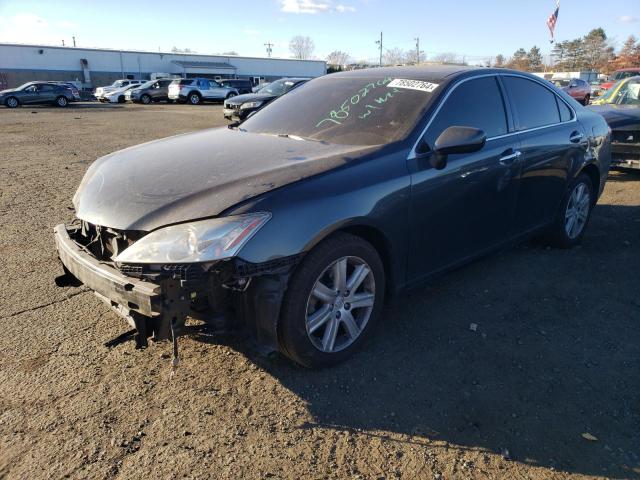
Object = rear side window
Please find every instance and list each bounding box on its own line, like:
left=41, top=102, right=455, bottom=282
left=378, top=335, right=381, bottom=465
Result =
left=175, top=79, right=193, bottom=86
left=503, top=76, right=561, bottom=130
left=556, top=98, right=573, bottom=122
left=426, top=76, right=508, bottom=144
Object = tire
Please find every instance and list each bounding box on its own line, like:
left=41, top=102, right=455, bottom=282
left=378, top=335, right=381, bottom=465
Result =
left=582, top=94, right=590, bottom=106
left=546, top=172, right=594, bottom=248
left=166, top=99, right=174, bottom=104
left=5, top=96, right=19, bottom=108
left=140, top=94, right=151, bottom=105
left=188, top=92, right=201, bottom=105
left=118, top=95, right=125, bottom=103
left=279, top=232, right=385, bottom=368
left=225, top=92, right=237, bottom=100
left=55, top=96, right=68, bottom=107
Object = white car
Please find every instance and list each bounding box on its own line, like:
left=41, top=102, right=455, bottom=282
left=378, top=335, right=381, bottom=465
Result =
left=94, top=79, right=144, bottom=100
left=100, top=84, right=143, bottom=103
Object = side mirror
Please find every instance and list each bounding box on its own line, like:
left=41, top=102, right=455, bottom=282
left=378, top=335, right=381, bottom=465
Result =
left=430, top=126, right=486, bottom=170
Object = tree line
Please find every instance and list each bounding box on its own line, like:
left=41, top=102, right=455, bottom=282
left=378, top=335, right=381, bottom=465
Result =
left=498, top=29, right=640, bottom=74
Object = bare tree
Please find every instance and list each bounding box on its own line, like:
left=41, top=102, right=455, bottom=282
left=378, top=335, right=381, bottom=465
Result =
left=171, top=46, right=196, bottom=53
left=383, top=47, right=406, bottom=66
left=289, top=36, right=315, bottom=60
left=433, top=52, right=459, bottom=64
left=493, top=54, right=506, bottom=67
left=326, top=50, right=350, bottom=67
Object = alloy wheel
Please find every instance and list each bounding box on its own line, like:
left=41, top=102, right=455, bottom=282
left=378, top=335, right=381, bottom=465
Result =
left=305, top=256, right=375, bottom=353
left=565, top=182, right=590, bottom=239
left=6, top=97, right=18, bottom=108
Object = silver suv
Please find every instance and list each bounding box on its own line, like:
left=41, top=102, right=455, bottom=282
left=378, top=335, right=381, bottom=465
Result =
left=168, top=78, right=239, bottom=105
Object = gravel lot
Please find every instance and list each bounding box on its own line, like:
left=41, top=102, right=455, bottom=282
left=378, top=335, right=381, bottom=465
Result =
left=0, top=103, right=639, bottom=480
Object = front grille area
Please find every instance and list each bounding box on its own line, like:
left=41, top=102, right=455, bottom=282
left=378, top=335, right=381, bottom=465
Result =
left=73, top=221, right=145, bottom=262
left=612, top=130, right=639, bottom=144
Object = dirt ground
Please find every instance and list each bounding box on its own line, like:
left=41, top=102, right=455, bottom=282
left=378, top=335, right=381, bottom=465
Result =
left=0, top=102, right=639, bottom=480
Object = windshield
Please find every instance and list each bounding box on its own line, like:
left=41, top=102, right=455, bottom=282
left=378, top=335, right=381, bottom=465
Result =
left=112, top=80, right=127, bottom=87
left=598, top=78, right=640, bottom=105
left=16, top=82, right=36, bottom=90
left=612, top=71, right=637, bottom=81
left=259, top=79, right=295, bottom=96
left=241, top=74, right=438, bottom=146
left=551, top=79, right=571, bottom=87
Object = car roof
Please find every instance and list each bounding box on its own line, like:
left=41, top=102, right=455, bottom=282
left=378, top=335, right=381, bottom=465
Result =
left=617, top=68, right=640, bottom=72
left=328, top=65, right=478, bottom=81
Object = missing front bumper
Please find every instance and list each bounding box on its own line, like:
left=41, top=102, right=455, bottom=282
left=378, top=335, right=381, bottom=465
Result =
left=53, top=224, right=189, bottom=346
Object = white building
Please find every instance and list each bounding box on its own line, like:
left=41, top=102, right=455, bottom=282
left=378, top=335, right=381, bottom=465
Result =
left=0, top=43, right=327, bottom=89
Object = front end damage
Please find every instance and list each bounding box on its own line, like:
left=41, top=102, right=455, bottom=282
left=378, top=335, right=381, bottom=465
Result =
left=54, top=221, right=299, bottom=357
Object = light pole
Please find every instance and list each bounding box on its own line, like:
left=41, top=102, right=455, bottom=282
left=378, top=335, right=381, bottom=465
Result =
left=414, top=37, right=420, bottom=64
left=375, top=32, right=383, bottom=67
left=264, top=42, right=274, bottom=58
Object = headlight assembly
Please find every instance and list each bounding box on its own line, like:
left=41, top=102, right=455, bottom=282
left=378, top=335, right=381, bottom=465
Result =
left=115, top=213, right=271, bottom=264
left=240, top=101, right=263, bottom=110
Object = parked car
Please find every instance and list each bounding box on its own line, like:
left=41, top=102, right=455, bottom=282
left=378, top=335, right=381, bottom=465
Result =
left=126, top=79, right=174, bottom=104
left=551, top=78, right=591, bottom=105
left=54, top=66, right=611, bottom=367
left=168, top=78, right=239, bottom=105
left=252, top=82, right=270, bottom=92
left=219, top=79, right=253, bottom=94
left=223, top=77, right=309, bottom=120
left=590, top=81, right=605, bottom=98
left=589, top=76, right=640, bottom=171
left=94, top=79, right=144, bottom=100
left=1, top=81, right=76, bottom=108
left=101, top=83, right=145, bottom=103
left=598, top=68, right=640, bottom=93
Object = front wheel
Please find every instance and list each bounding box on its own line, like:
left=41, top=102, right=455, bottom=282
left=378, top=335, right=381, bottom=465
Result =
left=5, top=96, right=19, bottom=108
left=140, top=94, right=151, bottom=105
left=546, top=172, right=594, bottom=248
left=279, top=233, right=385, bottom=368
left=225, top=92, right=237, bottom=100
left=582, top=94, right=590, bottom=106
left=56, top=96, right=68, bottom=107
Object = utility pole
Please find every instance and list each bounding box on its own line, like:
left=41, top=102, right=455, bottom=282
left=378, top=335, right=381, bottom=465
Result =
left=375, top=32, right=383, bottom=67
left=264, top=41, right=274, bottom=58
left=62, top=39, right=65, bottom=47
left=72, top=36, right=76, bottom=47
left=414, top=37, right=420, bottom=64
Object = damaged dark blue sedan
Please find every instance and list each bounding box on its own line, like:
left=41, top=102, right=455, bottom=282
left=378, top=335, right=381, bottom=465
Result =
left=54, top=66, right=611, bottom=367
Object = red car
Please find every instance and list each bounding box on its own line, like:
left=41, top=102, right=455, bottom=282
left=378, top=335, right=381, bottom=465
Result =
left=550, top=78, right=591, bottom=105
left=600, top=68, right=640, bottom=92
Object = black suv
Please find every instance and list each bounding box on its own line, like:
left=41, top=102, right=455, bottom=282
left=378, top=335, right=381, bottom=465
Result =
left=0, top=82, right=76, bottom=108
left=220, top=79, right=253, bottom=94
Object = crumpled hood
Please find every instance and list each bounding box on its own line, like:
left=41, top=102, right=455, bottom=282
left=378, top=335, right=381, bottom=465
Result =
left=74, top=127, right=375, bottom=231
left=588, top=104, right=640, bottom=129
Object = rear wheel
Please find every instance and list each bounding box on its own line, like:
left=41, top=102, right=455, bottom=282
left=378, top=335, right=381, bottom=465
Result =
left=279, top=233, right=385, bottom=368
left=546, top=172, right=594, bottom=248
left=188, top=92, right=201, bottom=105
left=55, top=96, right=68, bottom=107
left=5, top=96, right=19, bottom=108
left=140, top=94, right=151, bottom=105
left=118, top=95, right=125, bottom=103
left=582, top=94, right=590, bottom=106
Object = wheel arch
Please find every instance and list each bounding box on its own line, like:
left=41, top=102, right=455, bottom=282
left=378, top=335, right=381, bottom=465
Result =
left=579, top=162, right=601, bottom=204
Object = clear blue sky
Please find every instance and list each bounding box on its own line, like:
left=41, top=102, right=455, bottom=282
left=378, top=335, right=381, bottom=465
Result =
left=0, top=0, right=638, bottom=63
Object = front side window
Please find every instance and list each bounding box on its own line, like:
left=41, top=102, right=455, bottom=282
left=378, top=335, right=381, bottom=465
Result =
left=425, top=76, right=508, bottom=146
left=503, top=76, right=560, bottom=130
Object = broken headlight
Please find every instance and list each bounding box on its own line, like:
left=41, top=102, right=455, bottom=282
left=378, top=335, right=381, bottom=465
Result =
left=114, top=213, right=271, bottom=264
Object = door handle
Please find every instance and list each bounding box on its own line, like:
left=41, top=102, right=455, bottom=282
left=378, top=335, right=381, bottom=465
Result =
left=498, top=149, right=522, bottom=165
left=569, top=131, right=584, bottom=143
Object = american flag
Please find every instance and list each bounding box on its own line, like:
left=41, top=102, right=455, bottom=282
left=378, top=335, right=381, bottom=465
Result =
left=547, top=0, right=560, bottom=42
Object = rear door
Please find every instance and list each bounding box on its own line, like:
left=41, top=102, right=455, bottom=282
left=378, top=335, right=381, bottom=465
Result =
left=408, top=75, right=522, bottom=280
left=501, top=75, right=587, bottom=234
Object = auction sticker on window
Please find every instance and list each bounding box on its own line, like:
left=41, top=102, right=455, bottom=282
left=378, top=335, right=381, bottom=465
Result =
left=387, top=78, right=439, bottom=93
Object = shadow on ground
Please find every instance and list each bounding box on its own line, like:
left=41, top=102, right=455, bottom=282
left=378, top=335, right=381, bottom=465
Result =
left=189, top=203, right=640, bottom=478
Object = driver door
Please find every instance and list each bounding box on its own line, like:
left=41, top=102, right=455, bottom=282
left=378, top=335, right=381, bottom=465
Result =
left=407, top=75, right=521, bottom=281
left=21, top=85, right=40, bottom=104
